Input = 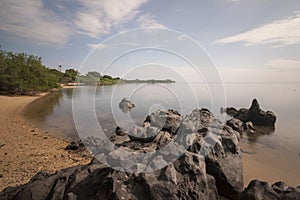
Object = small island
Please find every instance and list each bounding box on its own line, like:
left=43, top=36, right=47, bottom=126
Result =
left=77, top=73, right=175, bottom=85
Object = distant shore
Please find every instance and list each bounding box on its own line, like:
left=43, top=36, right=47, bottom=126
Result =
left=0, top=94, right=91, bottom=191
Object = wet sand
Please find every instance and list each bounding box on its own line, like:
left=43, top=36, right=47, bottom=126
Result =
left=242, top=141, right=300, bottom=187
left=0, top=94, right=91, bottom=192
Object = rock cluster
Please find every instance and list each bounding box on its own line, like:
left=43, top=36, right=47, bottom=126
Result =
left=224, top=99, right=276, bottom=127
left=1, top=104, right=299, bottom=200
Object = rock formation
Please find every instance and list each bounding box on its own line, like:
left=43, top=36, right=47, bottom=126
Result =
left=1, top=105, right=298, bottom=200
left=225, top=99, right=276, bottom=127
left=119, top=98, right=135, bottom=113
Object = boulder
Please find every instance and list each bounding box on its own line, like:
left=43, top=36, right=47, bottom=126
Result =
left=119, top=98, right=135, bottom=113
left=0, top=153, right=219, bottom=200
left=234, top=99, right=276, bottom=127
left=205, top=127, right=244, bottom=200
left=145, top=109, right=182, bottom=134
left=226, top=118, right=244, bottom=134
left=141, top=152, right=218, bottom=200
left=239, top=180, right=300, bottom=200
left=65, top=140, right=85, bottom=151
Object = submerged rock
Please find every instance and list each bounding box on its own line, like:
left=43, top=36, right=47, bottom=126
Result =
left=119, top=98, right=135, bottom=113
left=226, top=99, right=276, bottom=127
left=239, top=180, right=300, bottom=200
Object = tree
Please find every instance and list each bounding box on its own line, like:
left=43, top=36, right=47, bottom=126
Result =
left=87, top=71, right=101, bottom=78
left=64, top=69, right=79, bottom=82
left=0, top=50, right=60, bottom=95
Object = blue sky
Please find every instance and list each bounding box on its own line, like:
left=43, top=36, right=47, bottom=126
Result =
left=1, top=0, right=300, bottom=82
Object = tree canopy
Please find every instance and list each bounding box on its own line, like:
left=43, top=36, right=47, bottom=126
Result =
left=0, top=50, right=61, bottom=95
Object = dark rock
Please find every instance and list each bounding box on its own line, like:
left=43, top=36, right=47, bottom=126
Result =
left=223, top=107, right=238, bottom=117
left=30, top=171, right=50, bottom=181
left=119, top=98, right=135, bottom=113
left=141, top=152, right=218, bottom=200
left=226, top=118, right=244, bottom=134
left=239, top=180, right=300, bottom=200
left=146, top=109, right=182, bottom=134
left=65, top=140, right=85, bottom=151
left=243, top=121, right=254, bottom=133
left=0, top=106, right=287, bottom=200
left=224, top=99, right=276, bottom=127
left=0, top=152, right=219, bottom=200
left=235, top=99, right=276, bottom=127
left=205, top=127, right=244, bottom=200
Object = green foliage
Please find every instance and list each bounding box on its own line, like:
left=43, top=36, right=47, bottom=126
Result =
left=77, top=71, right=102, bottom=84
left=87, top=71, right=101, bottom=78
left=102, top=75, right=112, bottom=79
left=0, top=50, right=60, bottom=95
left=64, top=69, right=79, bottom=82
left=99, top=74, right=120, bottom=85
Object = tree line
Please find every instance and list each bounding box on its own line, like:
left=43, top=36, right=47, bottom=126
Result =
left=0, top=49, right=175, bottom=95
left=0, top=50, right=80, bottom=95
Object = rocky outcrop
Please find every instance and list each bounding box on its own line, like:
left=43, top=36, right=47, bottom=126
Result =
left=0, top=155, right=218, bottom=200
left=239, top=180, right=300, bottom=200
left=1, top=105, right=292, bottom=200
left=225, top=99, right=276, bottom=127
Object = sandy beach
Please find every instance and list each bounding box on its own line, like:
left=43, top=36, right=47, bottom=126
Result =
left=0, top=94, right=91, bottom=192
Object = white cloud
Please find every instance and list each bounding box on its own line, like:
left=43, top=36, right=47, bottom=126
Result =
left=138, top=14, right=167, bottom=28
left=215, top=11, right=300, bottom=47
left=177, top=35, right=187, bottom=40
left=75, top=0, right=149, bottom=38
left=0, top=0, right=70, bottom=46
left=87, top=43, right=110, bottom=50
left=265, top=58, right=300, bottom=70
left=0, top=0, right=150, bottom=45
left=87, top=42, right=139, bottom=49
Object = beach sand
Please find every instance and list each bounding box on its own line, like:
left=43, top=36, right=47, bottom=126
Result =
left=0, top=94, right=91, bottom=192
left=243, top=145, right=300, bottom=187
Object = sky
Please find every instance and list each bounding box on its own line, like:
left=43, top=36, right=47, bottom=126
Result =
left=1, top=0, right=300, bottom=82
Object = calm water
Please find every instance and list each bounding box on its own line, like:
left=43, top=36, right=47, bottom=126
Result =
left=23, top=83, right=300, bottom=185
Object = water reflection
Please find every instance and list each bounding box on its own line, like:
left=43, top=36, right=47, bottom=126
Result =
left=246, top=126, right=275, bottom=143
left=22, top=83, right=300, bottom=154
left=23, top=91, right=63, bottom=123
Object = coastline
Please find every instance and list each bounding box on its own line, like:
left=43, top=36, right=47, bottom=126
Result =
left=1, top=90, right=299, bottom=192
left=0, top=93, right=91, bottom=192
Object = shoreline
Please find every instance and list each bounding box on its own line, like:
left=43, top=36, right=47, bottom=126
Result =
left=0, top=93, right=91, bottom=192
left=1, top=91, right=299, bottom=191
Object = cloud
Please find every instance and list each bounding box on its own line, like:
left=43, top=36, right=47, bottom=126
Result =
left=0, top=0, right=71, bottom=46
left=0, top=0, right=150, bottom=45
left=215, top=11, right=300, bottom=47
left=138, top=14, right=167, bottom=28
left=265, top=58, right=300, bottom=70
left=75, top=0, right=149, bottom=38
left=87, top=43, right=110, bottom=50
left=87, top=42, right=139, bottom=49
left=177, top=35, right=188, bottom=40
